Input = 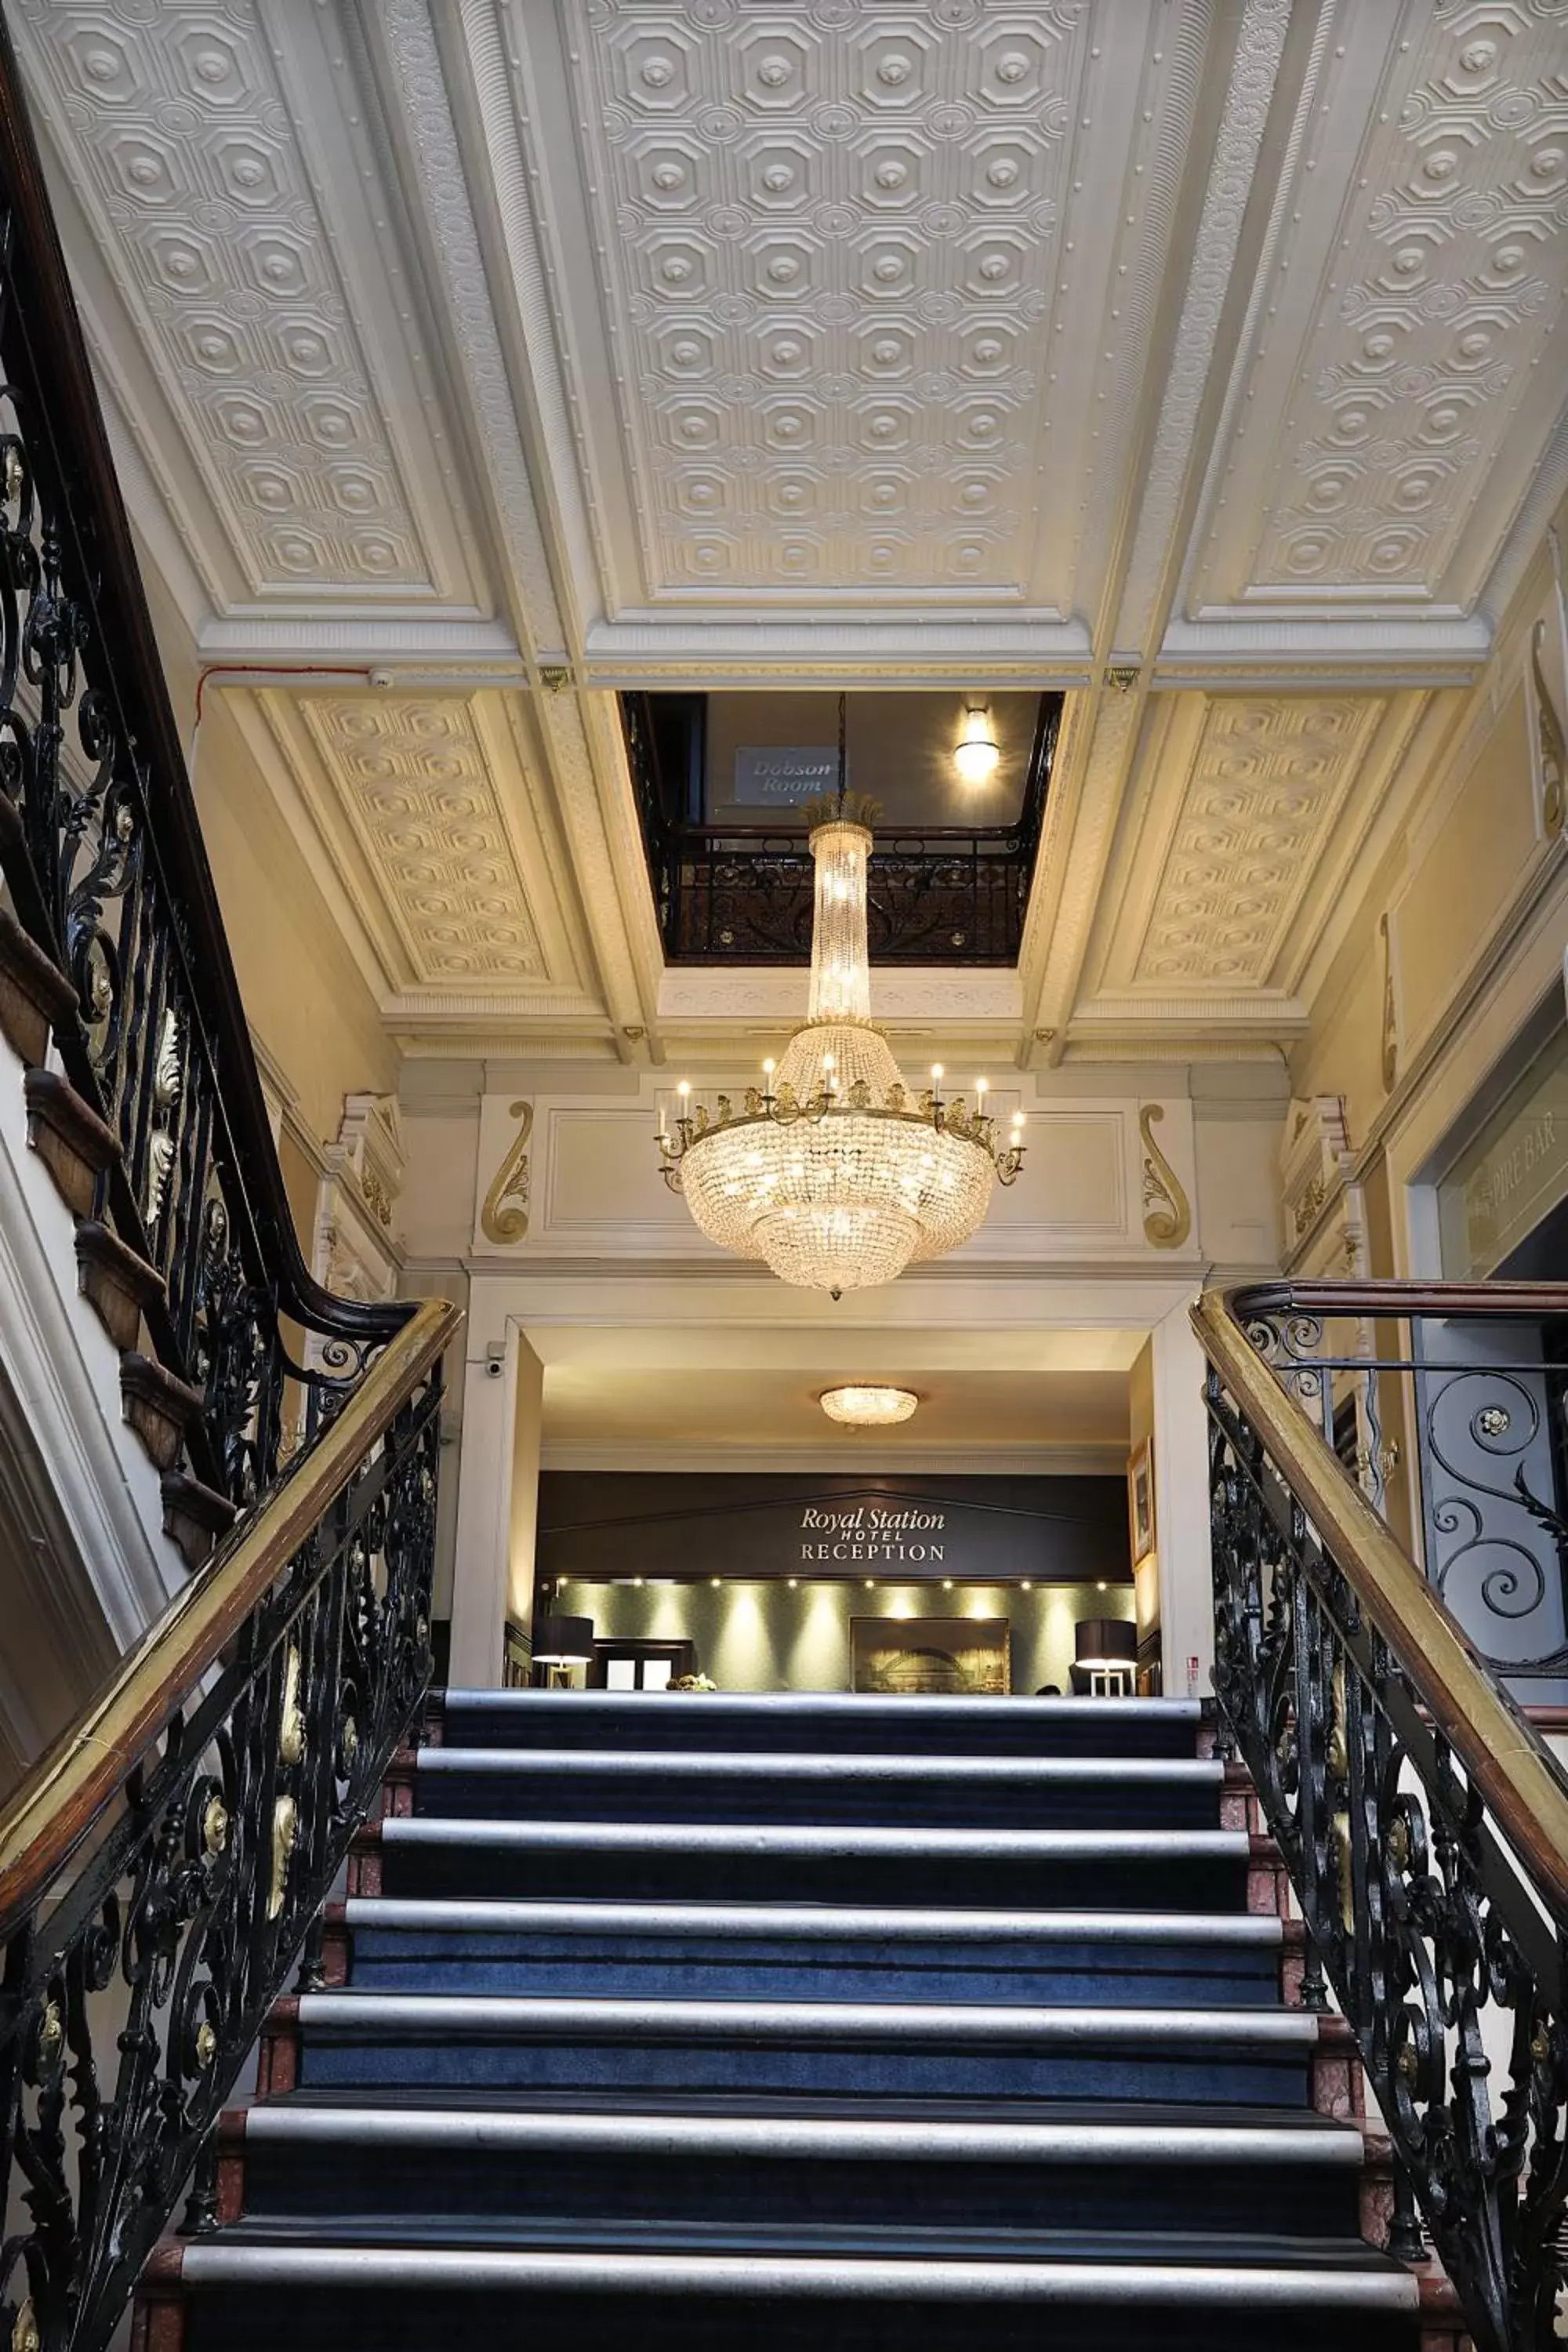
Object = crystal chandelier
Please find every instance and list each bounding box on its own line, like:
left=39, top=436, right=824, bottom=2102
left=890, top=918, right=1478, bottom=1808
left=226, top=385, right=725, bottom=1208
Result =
left=655, top=718, right=1025, bottom=1298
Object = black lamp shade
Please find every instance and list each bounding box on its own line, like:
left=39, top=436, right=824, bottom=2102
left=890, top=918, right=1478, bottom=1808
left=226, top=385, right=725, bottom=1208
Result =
left=1074, top=1616, right=1137, bottom=1665
left=532, top=1612, right=595, bottom=1664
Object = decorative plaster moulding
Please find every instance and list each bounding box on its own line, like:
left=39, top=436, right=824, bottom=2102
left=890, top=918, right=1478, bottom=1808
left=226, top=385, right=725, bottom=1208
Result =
left=469, top=1088, right=1201, bottom=1270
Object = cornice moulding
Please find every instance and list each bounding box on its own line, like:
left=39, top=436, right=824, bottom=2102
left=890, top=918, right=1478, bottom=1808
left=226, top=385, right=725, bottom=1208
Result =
left=194, top=617, right=524, bottom=662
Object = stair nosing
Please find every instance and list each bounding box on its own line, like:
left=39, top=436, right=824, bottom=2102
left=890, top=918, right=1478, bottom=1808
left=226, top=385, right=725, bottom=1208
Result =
left=240, top=2105, right=1362, bottom=2165
left=177, top=2241, right=1415, bottom=2309
left=343, top=1896, right=1281, bottom=1944
left=441, top=1690, right=1200, bottom=1720
left=418, top=1748, right=1224, bottom=1784
left=380, top=1819, right=1249, bottom=1858
left=292, top=1992, right=1319, bottom=2045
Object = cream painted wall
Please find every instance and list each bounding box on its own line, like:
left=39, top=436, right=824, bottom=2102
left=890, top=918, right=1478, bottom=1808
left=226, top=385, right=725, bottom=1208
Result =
left=194, top=693, right=399, bottom=1145
left=558, top=1577, right=1134, bottom=1696
left=1192, top=1102, right=1287, bottom=1275
left=1291, top=500, right=1568, bottom=1205
left=139, top=559, right=398, bottom=1152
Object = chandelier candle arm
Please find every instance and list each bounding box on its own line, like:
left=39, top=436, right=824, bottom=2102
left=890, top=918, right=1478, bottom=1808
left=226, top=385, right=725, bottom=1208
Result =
left=655, top=813, right=1025, bottom=1296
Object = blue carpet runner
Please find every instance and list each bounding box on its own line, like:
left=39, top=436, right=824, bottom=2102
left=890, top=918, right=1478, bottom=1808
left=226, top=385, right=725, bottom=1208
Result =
left=148, top=1690, right=1424, bottom=2350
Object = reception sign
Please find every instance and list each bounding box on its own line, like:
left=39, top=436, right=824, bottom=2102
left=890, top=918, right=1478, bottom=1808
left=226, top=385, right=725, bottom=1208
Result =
left=538, top=1472, right=1129, bottom=1588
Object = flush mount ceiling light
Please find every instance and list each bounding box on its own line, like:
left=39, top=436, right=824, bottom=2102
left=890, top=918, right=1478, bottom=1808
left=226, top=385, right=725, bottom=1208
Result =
left=655, top=699, right=1025, bottom=1297
left=819, top=1384, right=920, bottom=1428
left=954, top=701, right=1000, bottom=786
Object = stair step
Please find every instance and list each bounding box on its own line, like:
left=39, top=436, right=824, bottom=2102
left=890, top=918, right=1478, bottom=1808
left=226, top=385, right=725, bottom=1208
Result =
left=439, top=1690, right=1203, bottom=1760
left=343, top=1895, right=1282, bottom=2004
left=143, top=1694, right=1431, bottom=2352
left=289, top=1991, right=1317, bottom=2105
left=377, top=1816, right=1249, bottom=1910
left=0, top=906, right=78, bottom=1068
left=416, top=1747, right=1222, bottom=1828
left=176, top=2237, right=1419, bottom=2352
left=23, top=1065, right=118, bottom=1217
left=234, top=2100, right=1367, bottom=2238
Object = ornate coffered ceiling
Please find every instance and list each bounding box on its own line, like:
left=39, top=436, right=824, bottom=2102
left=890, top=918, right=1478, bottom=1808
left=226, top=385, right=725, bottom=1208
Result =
left=296, top=695, right=547, bottom=985
left=542, top=2, right=1133, bottom=618
left=1131, top=698, right=1385, bottom=989
left=12, top=0, right=1568, bottom=1066
left=1182, top=2, right=1568, bottom=624
left=17, top=0, right=492, bottom=626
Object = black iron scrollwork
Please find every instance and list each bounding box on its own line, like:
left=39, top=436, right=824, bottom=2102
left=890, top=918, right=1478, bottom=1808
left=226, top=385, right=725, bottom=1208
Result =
left=1205, top=1339, right=1568, bottom=2352
left=0, top=1367, right=442, bottom=2352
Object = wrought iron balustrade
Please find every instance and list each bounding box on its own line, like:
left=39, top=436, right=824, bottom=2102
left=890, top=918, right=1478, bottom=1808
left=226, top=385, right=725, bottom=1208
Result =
left=1194, top=1284, right=1568, bottom=2352
left=0, top=22, right=408, bottom=1513
left=0, top=36, right=465, bottom=2352
left=622, top=689, right=1060, bottom=967
left=0, top=1300, right=456, bottom=2352
left=1233, top=1280, right=1568, bottom=1691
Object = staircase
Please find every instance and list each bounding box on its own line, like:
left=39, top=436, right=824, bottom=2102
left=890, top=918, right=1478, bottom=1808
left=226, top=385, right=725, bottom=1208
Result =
left=137, top=1690, right=1457, bottom=2352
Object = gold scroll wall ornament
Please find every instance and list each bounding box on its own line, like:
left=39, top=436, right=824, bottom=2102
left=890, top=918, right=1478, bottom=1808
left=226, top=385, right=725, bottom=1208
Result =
left=1138, top=1105, right=1192, bottom=1250
left=480, top=1100, right=534, bottom=1245
left=1533, top=618, right=1566, bottom=840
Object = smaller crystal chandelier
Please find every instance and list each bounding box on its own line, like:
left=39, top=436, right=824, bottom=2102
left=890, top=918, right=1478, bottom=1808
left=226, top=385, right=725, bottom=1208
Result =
left=655, top=698, right=1025, bottom=1297
left=820, top=1385, right=919, bottom=1428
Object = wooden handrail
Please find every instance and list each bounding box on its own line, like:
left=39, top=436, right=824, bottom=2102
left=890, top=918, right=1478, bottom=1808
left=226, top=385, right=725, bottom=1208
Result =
left=1192, top=1287, right=1568, bottom=1919
left=0, top=1298, right=460, bottom=1939
left=1233, top=1277, right=1568, bottom=1319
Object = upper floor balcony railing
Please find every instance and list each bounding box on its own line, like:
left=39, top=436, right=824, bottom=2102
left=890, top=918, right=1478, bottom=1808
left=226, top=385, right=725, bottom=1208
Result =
left=622, top=688, right=1062, bottom=968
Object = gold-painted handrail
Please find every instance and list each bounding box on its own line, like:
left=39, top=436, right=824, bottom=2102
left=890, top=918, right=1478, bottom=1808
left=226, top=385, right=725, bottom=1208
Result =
left=0, top=1298, right=461, bottom=1936
left=1192, top=1287, right=1568, bottom=1918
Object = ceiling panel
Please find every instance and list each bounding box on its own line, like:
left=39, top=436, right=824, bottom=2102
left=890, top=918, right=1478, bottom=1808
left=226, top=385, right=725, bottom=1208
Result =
left=542, top=1364, right=1131, bottom=1460
left=1130, top=696, right=1385, bottom=989
left=13, top=0, right=488, bottom=618
left=1187, top=0, right=1568, bottom=619
left=296, top=695, right=548, bottom=985
left=513, top=0, right=1203, bottom=619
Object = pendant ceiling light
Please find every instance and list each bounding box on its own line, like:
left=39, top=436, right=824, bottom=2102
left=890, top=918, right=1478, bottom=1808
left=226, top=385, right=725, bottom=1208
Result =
left=655, top=699, right=1025, bottom=1297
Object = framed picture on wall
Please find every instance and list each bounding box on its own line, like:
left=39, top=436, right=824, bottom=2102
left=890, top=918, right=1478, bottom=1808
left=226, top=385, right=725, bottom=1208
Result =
left=851, top=1615, right=1011, bottom=1696
left=1128, top=1438, right=1155, bottom=1566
